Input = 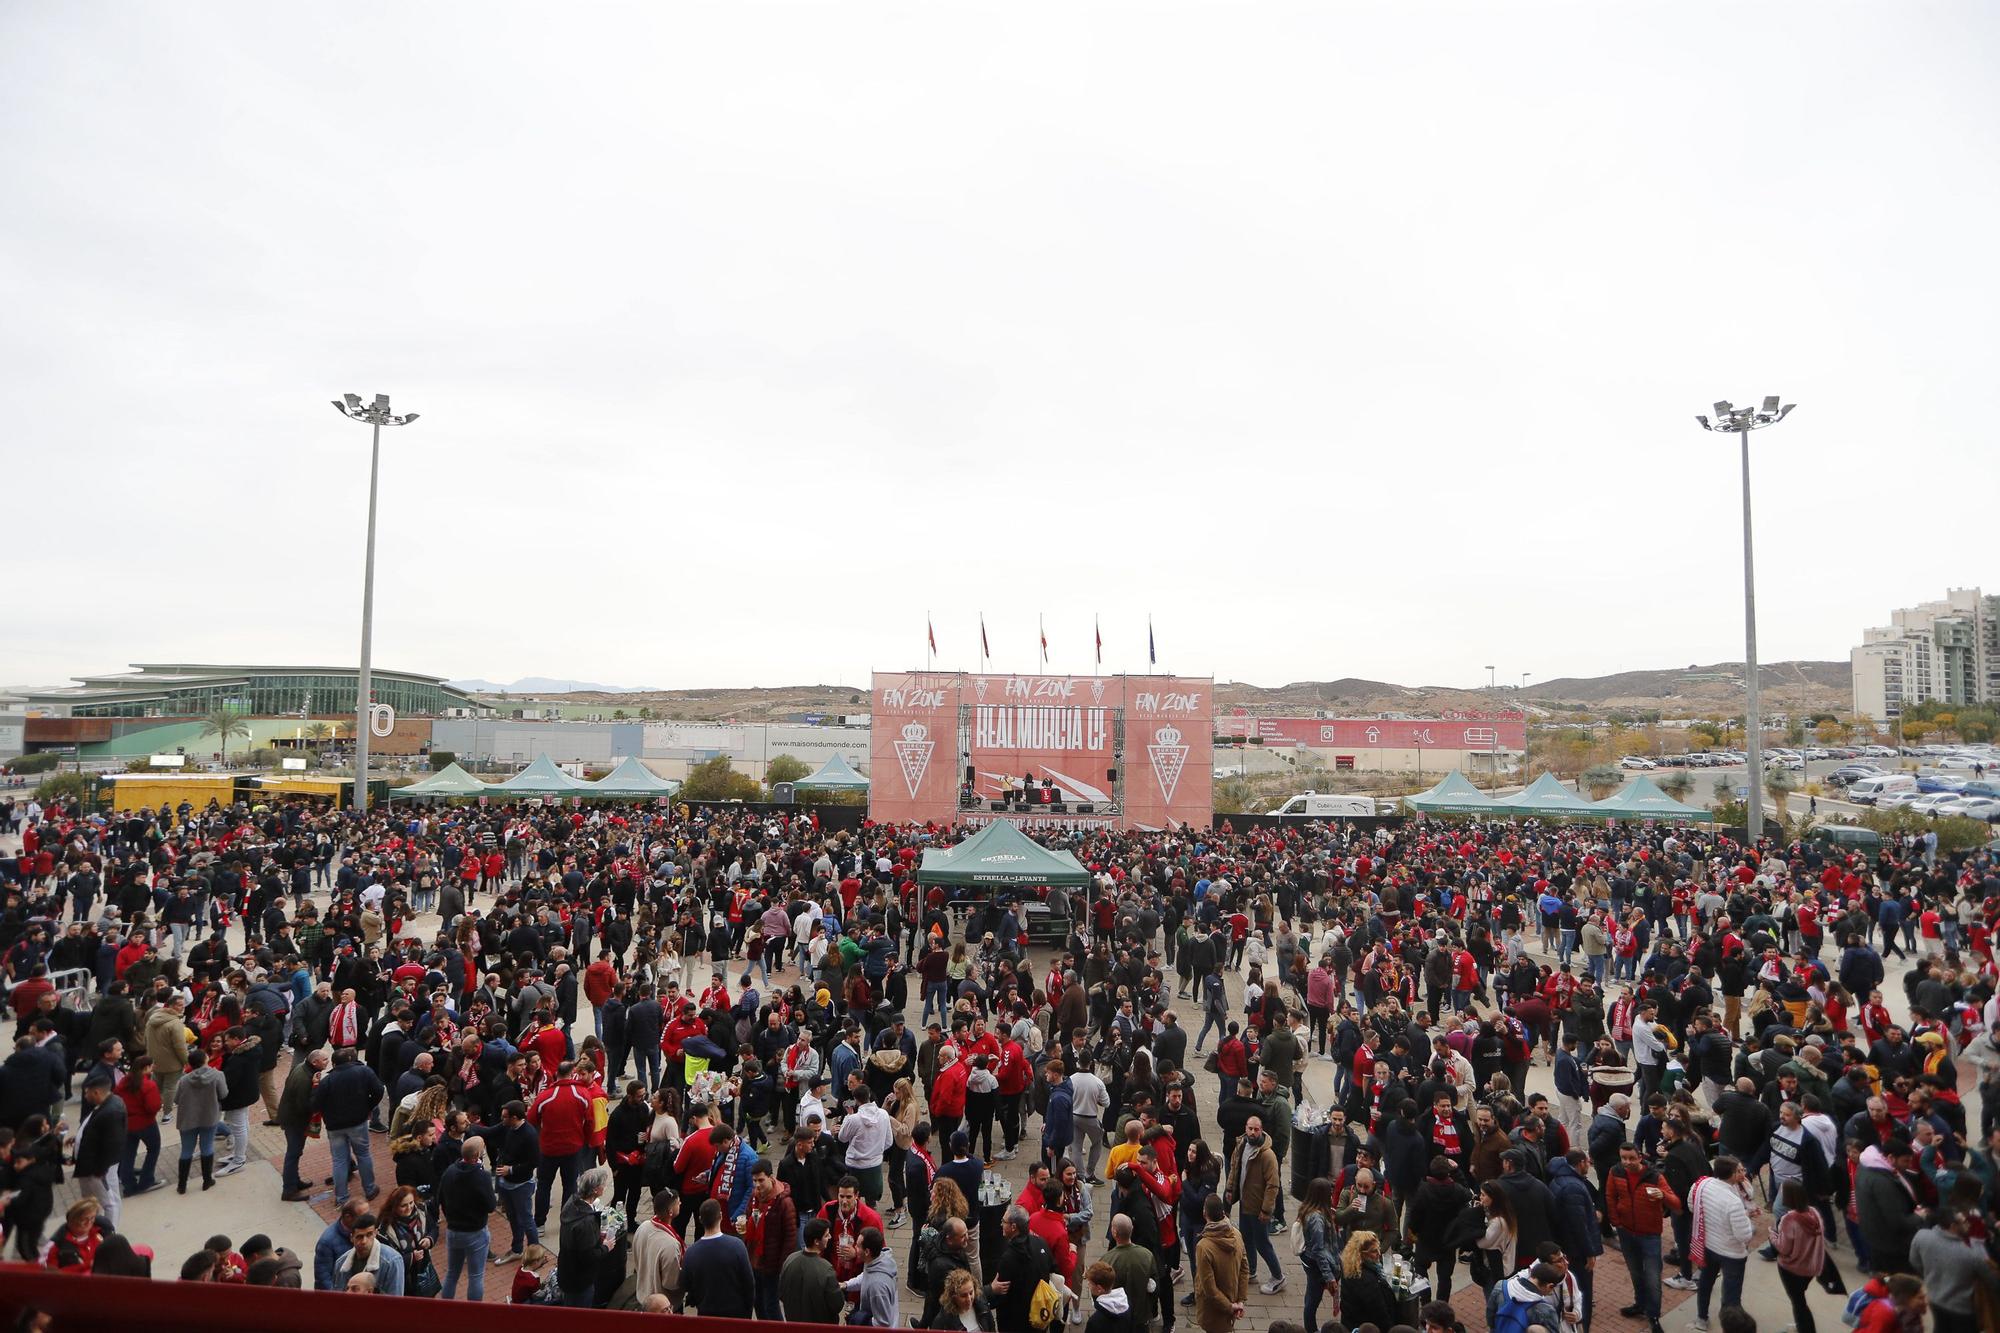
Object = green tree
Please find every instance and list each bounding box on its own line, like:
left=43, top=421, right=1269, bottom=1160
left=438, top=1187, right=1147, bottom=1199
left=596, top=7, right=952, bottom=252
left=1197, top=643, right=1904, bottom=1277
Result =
left=1213, top=777, right=1253, bottom=815
left=35, top=772, right=92, bottom=806
left=305, top=721, right=332, bottom=743
left=679, top=756, right=765, bottom=802
left=764, top=755, right=812, bottom=787
left=429, top=750, right=458, bottom=771
left=201, top=707, right=252, bottom=762
left=612, top=709, right=629, bottom=720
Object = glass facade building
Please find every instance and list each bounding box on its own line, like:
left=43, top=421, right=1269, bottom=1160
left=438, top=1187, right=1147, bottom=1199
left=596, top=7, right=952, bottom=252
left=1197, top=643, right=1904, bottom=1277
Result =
left=35, top=664, right=476, bottom=719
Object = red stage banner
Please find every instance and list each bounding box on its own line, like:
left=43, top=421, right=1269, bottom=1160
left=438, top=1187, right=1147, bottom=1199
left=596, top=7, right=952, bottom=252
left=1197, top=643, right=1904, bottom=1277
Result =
left=870, top=672, right=1213, bottom=830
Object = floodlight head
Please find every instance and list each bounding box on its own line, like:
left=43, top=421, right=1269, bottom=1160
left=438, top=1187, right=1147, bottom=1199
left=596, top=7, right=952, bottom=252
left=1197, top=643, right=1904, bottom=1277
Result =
left=1776, top=404, right=1795, bottom=421
left=344, top=393, right=363, bottom=409
left=332, top=400, right=351, bottom=417
left=401, top=412, right=420, bottom=424
left=1695, top=415, right=1711, bottom=429
left=372, top=393, right=391, bottom=411
left=1714, top=401, right=1733, bottom=417
left=1761, top=396, right=1780, bottom=413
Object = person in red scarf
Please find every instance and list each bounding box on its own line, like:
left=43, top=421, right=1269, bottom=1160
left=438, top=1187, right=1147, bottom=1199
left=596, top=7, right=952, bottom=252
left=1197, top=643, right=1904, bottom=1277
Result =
left=815, top=1177, right=884, bottom=1286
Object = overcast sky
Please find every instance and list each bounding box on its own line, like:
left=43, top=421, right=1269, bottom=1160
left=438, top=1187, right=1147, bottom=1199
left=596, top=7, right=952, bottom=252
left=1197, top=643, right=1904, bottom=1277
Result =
left=4, top=3, right=1995, bottom=695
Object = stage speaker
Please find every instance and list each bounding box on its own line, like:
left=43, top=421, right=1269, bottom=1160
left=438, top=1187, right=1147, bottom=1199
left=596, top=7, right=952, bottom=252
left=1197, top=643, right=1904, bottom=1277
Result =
left=1013, top=801, right=1030, bottom=812
left=1051, top=802, right=1067, bottom=813
left=965, top=764, right=975, bottom=783
left=989, top=801, right=1007, bottom=812
left=1106, top=767, right=1117, bottom=781
left=1076, top=803, right=1094, bottom=814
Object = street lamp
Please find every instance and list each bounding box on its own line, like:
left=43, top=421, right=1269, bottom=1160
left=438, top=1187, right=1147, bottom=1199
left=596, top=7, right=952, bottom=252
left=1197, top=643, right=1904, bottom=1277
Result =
left=331, top=392, right=420, bottom=813
left=1485, top=666, right=1498, bottom=784
left=1695, top=396, right=1795, bottom=843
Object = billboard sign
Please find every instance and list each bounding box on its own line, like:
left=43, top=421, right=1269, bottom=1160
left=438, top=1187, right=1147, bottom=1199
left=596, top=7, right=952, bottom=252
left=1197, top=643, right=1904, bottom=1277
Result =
left=870, top=671, right=1213, bottom=830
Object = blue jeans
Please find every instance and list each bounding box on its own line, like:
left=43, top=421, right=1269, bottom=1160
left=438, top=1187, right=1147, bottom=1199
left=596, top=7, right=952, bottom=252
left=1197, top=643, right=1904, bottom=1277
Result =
left=922, top=981, right=949, bottom=1025
left=498, top=1176, right=537, bottom=1252
left=1196, top=1008, right=1224, bottom=1050
left=178, top=1123, right=217, bottom=1161
left=633, top=1046, right=660, bottom=1092
left=327, top=1122, right=377, bottom=1203
left=1241, top=1213, right=1282, bottom=1282
left=536, top=1148, right=586, bottom=1227
left=444, top=1227, right=489, bottom=1300
left=1559, top=929, right=1578, bottom=965
left=1619, top=1232, right=1662, bottom=1320
left=1697, top=1254, right=1744, bottom=1321
left=755, top=1269, right=783, bottom=1319
left=122, top=1122, right=160, bottom=1190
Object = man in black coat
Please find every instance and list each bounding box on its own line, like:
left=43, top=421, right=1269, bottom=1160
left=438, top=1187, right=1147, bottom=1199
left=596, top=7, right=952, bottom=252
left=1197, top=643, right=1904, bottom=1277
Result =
left=1493, top=1149, right=1559, bottom=1259
left=72, top=1073, right=128, bottom=1226
left=624, top=986, right=664, bottom=1092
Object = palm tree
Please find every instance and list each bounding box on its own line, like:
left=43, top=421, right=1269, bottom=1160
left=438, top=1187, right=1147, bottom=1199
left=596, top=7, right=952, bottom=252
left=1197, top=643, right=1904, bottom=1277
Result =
left=305, top=721, right=332, bottom=743
left=201, top=707, right=252, bottom=763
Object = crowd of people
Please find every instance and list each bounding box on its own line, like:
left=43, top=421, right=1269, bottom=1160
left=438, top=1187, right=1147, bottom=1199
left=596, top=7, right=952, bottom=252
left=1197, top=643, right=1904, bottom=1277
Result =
left=1, top=789, right=1998, bottom=1333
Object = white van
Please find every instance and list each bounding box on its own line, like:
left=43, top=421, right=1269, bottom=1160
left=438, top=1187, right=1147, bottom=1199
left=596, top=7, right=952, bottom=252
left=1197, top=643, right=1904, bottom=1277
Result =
left=1848, top=773, right=1917, bottom=805
left=1269, top=792, right=1376, bottom=818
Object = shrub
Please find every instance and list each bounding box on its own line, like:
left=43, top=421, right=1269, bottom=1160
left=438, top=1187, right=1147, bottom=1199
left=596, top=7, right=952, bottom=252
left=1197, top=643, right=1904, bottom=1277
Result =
left=7, top=752, right=60, bottom=775
left=679, top=756, right=764, bottom=803
left=429, top=751, right=458, bottom=771
left=1581, top=765, right=1625, bottom=800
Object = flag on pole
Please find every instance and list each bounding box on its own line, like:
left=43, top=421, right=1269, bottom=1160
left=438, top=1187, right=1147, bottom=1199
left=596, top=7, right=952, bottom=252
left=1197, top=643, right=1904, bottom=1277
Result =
left=1095, top=615, right=1102, bottom=668
left=980, top=613, right=990, bottom=664
left=1040, top=614, right=1049, bottom=666
left=1148, top=616, right=1156, bottom=667
left=927, top=615, right=937, bottom=657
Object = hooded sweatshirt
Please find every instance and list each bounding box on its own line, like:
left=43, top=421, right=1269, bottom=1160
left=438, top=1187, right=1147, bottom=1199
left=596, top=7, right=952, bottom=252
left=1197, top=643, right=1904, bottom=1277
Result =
left=1490, top=1271, right=1560, bottom=1333
left=1085, top=1285, right=1136, bottom=1333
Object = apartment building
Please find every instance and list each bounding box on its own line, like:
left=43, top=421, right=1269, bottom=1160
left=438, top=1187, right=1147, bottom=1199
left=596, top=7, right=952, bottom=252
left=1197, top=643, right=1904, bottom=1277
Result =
left=1851, top=587, right=1997, bottom=720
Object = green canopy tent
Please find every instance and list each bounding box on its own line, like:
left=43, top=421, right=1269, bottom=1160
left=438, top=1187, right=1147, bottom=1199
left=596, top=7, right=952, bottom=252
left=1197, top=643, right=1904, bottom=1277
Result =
left=1496, top=771, right=1601, bottom=819
left=1403, top=769, right=1499, bottom=815
left=396, top=762, right=492, bottom=799
left=586, top=756, right=681, bottom=798
left=793, top=752, right=870, bottom=791
left=916, top=820, right=1090, bottom=888
left=1590, top=774, right=1714, bottom=823
left=488, top=753, right=595, bottom=796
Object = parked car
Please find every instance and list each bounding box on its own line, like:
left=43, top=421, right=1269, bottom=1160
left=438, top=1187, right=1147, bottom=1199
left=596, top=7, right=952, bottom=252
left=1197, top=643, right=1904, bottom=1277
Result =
left=1942, top=796, right=2000, bottom=821
left=1849, top=773, right=1919, bottom=805
left=1619, top=756, right=1657, bottom=770
left=1877, top=789, right=1928, bottom=810
left=1909, top=792, right=1962, bottom=815
left=1860, top=745, right=1897, bottom=757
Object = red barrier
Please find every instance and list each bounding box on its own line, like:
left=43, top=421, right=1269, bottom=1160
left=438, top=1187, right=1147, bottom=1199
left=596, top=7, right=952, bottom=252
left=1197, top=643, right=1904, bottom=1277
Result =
left=0, top=1265, right=847, bottom=1332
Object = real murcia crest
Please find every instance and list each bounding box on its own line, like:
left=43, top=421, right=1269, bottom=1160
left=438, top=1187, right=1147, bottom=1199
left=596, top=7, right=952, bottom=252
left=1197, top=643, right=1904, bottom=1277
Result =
left=893, top=721, right=935, bottom=798
left=1090, top=678, right=1106, bottom=706
left=974, top=677, right=988, bottom=702
left=1147, top=725, right=1189, bottom=803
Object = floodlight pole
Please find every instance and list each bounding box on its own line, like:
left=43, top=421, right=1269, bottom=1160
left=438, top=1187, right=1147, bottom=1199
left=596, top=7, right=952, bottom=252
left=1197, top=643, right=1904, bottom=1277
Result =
left=357, top=416, right=381, bottom=816
left=333, top=393, right=420, bottom=814
left=1695, top=397, right=1795, bottom=845
left=1737, top=424, right=1763, bottom=843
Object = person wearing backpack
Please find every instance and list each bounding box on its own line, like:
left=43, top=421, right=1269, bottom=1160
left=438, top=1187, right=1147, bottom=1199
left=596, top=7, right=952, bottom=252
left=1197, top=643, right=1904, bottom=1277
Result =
left=1487, top=1261, right=1563, bottom=1333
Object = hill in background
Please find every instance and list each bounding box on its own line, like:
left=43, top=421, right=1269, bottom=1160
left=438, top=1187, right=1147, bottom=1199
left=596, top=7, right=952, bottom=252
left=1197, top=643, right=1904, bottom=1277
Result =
left=461, top=660, right=1851, bottom=722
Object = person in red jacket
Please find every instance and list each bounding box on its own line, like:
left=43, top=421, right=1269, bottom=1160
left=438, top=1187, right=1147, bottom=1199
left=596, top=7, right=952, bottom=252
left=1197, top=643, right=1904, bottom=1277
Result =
left=582, top=957, right=619, bottom=1014
left=995, top=1037, right=1032, bottom=1157
left=522, top=1012, right=568, bottom=1074
left=117, top=1056, right=163, bottom=1194
left=526, top=1061, right=594, bottom=1229
left=929, top=1048, right=970, bottom=1144
left=1027, top=1179, right=1076, bottom=1282
left=742, top=1160, right=799, bottom=1317
left=1604, top=1143, right=1680, bottom=1333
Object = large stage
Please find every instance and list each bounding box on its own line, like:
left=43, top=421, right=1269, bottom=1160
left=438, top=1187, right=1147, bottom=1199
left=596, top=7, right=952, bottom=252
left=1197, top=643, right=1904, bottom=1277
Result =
left=869, top=671, right=1214, bottom=831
